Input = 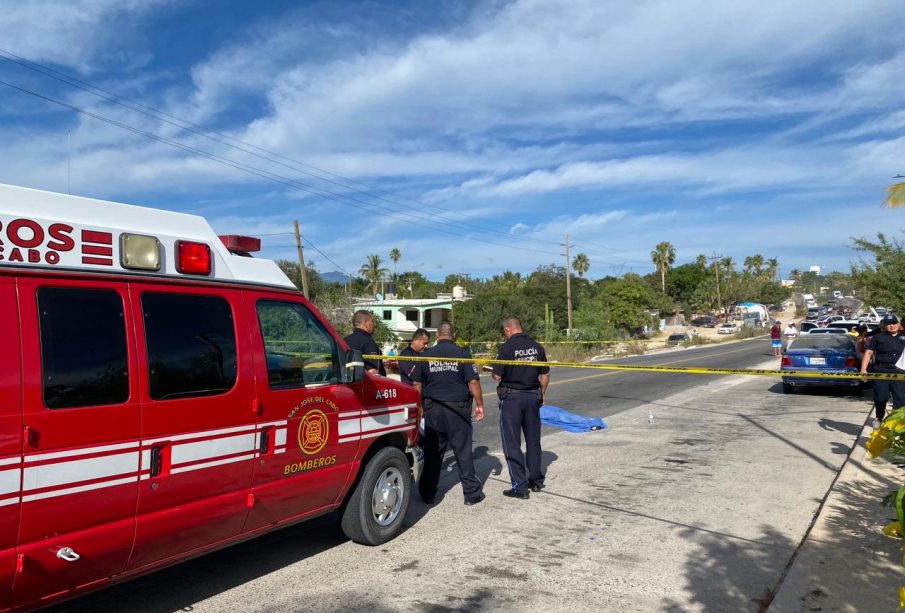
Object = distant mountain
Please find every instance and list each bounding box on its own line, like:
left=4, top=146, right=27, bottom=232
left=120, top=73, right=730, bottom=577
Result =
left=320, top=270, right=351, bottom=284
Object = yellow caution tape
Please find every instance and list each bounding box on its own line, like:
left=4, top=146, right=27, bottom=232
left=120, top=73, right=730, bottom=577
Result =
left=370, top=353, right=905, bottom=381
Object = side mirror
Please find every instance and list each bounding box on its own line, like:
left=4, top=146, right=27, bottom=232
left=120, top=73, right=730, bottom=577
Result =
left=341, top=349, right=365, bottom=384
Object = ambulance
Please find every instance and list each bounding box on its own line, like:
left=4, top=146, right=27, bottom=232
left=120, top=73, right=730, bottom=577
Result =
left=0, top=183, right=423, bottom=610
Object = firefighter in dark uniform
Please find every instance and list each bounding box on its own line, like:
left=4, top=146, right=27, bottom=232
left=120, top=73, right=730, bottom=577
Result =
left=492, top=316, right=550, bottom=499
left=861, top=313, right=905, bottom=421
left=411, top=322, right=486, bottom=506
left=398, top=328, right=431, bottom=386
left=344, top=310, right=385, bottom=376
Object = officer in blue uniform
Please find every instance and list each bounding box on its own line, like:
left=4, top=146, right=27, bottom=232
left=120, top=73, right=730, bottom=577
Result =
left=411, top=322, right=486, bottom=506
left=398, top=328, right=431, bottom=386
left=861, top=313, right=905, bottom=421
left=344, top=310, right=385, bottom=376
left=492, top=316, right=550, bottom=499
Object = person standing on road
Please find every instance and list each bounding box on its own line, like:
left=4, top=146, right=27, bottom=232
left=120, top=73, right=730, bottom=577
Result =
left=783, top=322, right=798, bottom=351
left=492, top=316, right=550, bottom=500
left=411, top=322, right=486, bottom=506
left=770, top=321, right=783, bottom=356
left=398, top=328, right=430, bottom=386
left=860, top=314, right=905, bottom=422
left=344, top=310, right=385, bottom=376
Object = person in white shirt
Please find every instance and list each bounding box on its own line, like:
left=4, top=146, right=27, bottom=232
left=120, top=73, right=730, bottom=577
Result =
left=783, top=322, right=799, bottom=350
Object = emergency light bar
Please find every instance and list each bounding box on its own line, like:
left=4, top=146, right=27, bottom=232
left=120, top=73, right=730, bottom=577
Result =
left=218, top=235, right=261, bottom=256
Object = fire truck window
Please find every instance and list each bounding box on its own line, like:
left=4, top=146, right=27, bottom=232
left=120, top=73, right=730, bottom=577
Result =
left=142, top=293, right=238, bottom=400
left=38, top=288, right=129, bottom=409
left=256, top=300, right=340, bottom=388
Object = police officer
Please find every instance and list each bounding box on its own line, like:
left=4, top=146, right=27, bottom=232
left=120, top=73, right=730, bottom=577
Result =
left=411, top=322, right=486, bottom=506
left=861, top=313, right=905, bottom=421
left=491, top=316, right=550, bottom=499
left=398, top=328, right=431, bottom=386
left=344, top=310, right=385, bottom=376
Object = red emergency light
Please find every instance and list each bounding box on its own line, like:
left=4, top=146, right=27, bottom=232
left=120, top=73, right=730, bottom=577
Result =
left=219, top=235, right=261, bottom=256
left=176, top=241, right=212, bottom=275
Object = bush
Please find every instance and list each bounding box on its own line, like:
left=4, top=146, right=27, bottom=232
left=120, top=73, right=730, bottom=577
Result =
left=734, top=326, right=765, bottom=339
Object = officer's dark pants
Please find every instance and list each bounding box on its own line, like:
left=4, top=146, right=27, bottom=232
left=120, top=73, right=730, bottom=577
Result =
left=872, top=376, right=905, bottom=421
left=499, top=393, right=543, bottom=492
left=419, top=403, right=482, bottom=502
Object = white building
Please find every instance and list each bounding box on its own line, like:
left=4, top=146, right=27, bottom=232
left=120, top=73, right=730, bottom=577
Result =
left=357, top=286, right=470, bottom=341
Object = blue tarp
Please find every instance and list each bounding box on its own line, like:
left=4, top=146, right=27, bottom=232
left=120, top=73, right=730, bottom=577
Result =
left=540, top=404, right=607, bottom=433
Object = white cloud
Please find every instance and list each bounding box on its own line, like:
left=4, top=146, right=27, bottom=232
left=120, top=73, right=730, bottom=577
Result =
left=1, top=0, right=178, bottom=70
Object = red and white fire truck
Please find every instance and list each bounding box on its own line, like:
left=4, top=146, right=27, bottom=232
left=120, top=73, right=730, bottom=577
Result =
left=0, top=182, right=423, bottom=610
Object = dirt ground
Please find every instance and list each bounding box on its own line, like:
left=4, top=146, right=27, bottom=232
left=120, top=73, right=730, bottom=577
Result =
left=655, top=304, right=798, bottom=344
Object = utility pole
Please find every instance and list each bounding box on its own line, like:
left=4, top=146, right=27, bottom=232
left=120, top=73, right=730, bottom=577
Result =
left=563, top=233, right=573, bottom=336
left=709, top=254, right=723, bottom=319
left=293, top=219, right=310, bottom=299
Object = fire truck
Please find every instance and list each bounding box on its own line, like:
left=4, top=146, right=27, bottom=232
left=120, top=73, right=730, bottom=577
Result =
left=0, top=183, right=423, bottom=610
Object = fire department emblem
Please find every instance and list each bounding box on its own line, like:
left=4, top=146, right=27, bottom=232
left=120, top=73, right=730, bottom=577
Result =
left=298, top=409, right=329, bottom=455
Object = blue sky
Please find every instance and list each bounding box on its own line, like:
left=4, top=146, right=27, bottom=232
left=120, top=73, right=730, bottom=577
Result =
left=1, top=0, right=905, bottom=281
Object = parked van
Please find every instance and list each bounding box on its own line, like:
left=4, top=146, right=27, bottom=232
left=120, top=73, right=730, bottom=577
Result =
left=0, top=183, right=423, bottom=610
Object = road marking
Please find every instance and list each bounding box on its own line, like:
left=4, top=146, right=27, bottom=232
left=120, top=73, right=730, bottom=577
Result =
left=551, top=343, right=766, bottom=386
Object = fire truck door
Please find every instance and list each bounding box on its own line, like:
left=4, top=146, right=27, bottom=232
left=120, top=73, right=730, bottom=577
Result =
left=13, top=280, right=140, bottom=605
left=128, top=286, right=256, bottom=569
left=0, top=278, right=20, bottom=608
left=242, top=293, right=361, bottom=530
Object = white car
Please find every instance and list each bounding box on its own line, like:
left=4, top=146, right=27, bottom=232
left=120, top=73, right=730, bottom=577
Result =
left=717, top=323, right=737, bottom=334
left=803, top=327, right=847, bottom=335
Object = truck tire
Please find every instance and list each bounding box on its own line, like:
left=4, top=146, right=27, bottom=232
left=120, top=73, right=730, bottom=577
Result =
left=341, top=446, right=411, bottom=545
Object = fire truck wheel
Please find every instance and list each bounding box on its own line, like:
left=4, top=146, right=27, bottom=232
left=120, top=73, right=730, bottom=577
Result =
left=341, top=446, right=412, bottom=545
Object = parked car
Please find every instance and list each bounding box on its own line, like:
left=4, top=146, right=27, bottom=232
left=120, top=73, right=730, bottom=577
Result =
left=717, top=323, right=737, bottom=335
left=825, top=320, right=879, bottom=335
left=667, top=333, right=690, bottom=346
left=804, top=327, right=847, bottom=335
left=799, top=321, right=819, bottom=333
left=690, top=316, right=718, bottom=328
left=781, top=335, right=861, bottom=394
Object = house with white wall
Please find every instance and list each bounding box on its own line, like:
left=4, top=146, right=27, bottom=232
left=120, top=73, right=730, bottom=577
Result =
left=356, top=286, right=469, bottom=341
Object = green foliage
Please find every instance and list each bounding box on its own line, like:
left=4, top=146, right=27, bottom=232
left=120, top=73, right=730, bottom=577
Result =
left=851, top=233, right=905, bottom=314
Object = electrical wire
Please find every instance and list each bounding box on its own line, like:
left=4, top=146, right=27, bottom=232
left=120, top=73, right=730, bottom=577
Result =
left=0, top=48, right=643, bottom=264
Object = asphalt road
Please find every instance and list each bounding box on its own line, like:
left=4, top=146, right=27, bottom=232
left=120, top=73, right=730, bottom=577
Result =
left=471, top=336, right=780, bottom=452
left=50, top=336, right=795, bottom=612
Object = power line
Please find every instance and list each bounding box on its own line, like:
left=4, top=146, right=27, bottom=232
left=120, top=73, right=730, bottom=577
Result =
left=0, top=77, right=573, bottom=258
left=0, top=48, right=631, bottom=259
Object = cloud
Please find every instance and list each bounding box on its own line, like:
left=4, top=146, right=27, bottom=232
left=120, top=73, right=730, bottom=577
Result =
left=1, top=0, right=178, bottom=70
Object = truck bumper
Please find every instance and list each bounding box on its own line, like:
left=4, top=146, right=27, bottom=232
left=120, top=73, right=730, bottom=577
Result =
left=408, top=444, right=424, bottom=483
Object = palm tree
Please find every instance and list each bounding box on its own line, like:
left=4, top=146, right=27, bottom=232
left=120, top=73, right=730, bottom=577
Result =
left=359, top=255, right=389, bottom=297
left=766, top=258, right=780, bottom=283
left=695, top=254, right=707, bottom=268
left=650, top=241, right=676, bottom=293
left=886, top=182, right=905, bottom=208
left=389, top=248, right=401, bottom=280
left=572, top=253, right=590, bottom=279
left=744, top=254, right=764, bottom=278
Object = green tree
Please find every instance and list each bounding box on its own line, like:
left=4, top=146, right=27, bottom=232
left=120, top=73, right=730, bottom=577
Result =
left=766, top=258, right=780, bottom=283
left=572, top=253, right=590, bottom=278
left=358, top=255, right=389, bottom=297
left=650, top=241, right=676, bottom=293
left=389, top=248, right=401, bottom=280
left=851, top=233, right=905, bottom=314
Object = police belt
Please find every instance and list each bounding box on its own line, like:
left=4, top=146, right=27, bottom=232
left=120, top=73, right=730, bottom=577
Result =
left=496, top=385, right=540, bottom=400
left=422, top=397, right=471, bottom=413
